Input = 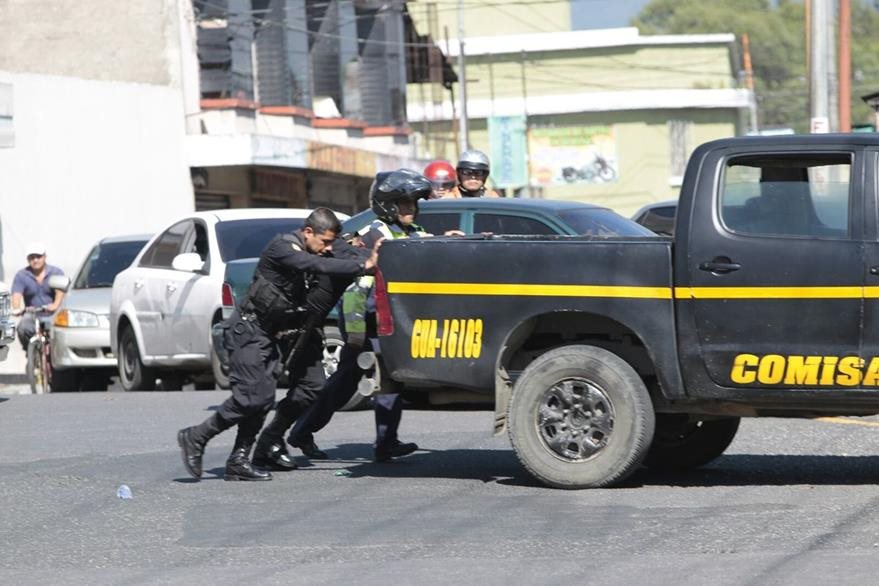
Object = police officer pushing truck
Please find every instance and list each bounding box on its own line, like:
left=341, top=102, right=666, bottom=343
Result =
left=177, top=207, right=379, bottom=481
left=277, top=169, right=437, bottom=463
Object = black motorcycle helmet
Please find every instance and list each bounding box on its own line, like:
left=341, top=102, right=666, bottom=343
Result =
left=369, top=169, right=433, bottom=223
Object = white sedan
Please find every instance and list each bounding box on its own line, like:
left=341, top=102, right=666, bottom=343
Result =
left=109, top=208, right=348, bottom=391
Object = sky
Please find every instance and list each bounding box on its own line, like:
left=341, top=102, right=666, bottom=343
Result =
left=570, top=0, right=653, bottom=30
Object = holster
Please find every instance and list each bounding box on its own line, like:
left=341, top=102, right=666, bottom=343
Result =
left=241, top=272, right=305, bottom=333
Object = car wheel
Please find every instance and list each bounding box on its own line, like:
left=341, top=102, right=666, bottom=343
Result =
left=644, top=414, right=740, bottom=472
left=211, top=320, right=231, bottom=390
left=507, top=345, right=655, bottom=489
left=51, top=368, right=81, bottom=392
left=118, top=326, right=156, bottom=391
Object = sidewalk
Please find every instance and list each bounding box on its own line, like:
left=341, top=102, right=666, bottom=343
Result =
left=0, top=342, right=32, bottom=395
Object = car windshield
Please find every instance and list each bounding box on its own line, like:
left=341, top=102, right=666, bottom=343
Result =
left=559, top=208, right=656, bottom=237
left=216, top=218, right=305, bottom=262
left=74, top=240, right=149, bottom=289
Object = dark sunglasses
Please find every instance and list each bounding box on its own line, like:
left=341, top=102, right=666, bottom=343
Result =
left=459, top=169, right=486, bottom=178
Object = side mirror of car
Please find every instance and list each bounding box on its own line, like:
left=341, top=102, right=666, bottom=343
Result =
left=47, top=275, right=71, bottom=292
left=172, top=252, right=206, bottom=273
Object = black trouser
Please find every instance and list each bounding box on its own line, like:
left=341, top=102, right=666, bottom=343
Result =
left=215, top=312, right=281, bottom=440
left=288, top=337, right=403, bottom=449
left=288, top=341, right=362, bottom=446
left=271, top=329, right=327, bottom=431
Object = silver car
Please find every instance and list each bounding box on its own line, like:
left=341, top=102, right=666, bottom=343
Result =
left=50, top=234, right=151, bottom=391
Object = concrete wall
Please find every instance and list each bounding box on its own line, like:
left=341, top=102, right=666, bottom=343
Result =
left=0, top=72, right=193, bottom=280
left=0, top=0, right=183, bottom=87
left=460, top=44, right=735, bottom=102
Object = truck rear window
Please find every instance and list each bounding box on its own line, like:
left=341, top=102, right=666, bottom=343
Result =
left=720, top=154, right=851, bottom=239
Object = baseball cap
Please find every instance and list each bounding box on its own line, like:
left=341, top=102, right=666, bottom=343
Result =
left=26, top=242, right=47, bottom=257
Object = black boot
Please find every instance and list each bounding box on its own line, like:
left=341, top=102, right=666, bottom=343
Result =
left=252, top=442, right=298, bottom=471
left=289, top=439, right=329, bottom=460
left=225, top=429, right=272, bottom=481
left=374, top=440, right=419, bottom=463
left=177, top=413, right=227, bottom=479
left=253, top=403, right=298, bottom=471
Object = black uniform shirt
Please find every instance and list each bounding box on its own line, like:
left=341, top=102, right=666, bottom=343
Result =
left=256, top=230, right=369, bottom=312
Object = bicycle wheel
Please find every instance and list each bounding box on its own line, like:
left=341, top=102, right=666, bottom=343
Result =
left=26, top=340, right=47, bottom=394
left=41, top=341, right=53, bottom=394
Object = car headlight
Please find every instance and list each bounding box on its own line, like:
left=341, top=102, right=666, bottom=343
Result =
left=54, top=309, right=101, bottom=328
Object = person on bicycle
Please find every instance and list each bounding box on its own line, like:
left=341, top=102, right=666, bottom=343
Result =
left=11, top=242, right=66, bottom=350
left=456, top=150, right=500, bottom=198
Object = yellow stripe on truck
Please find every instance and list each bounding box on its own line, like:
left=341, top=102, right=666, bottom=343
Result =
left=675, top=286, right=863, bottom=299
left=386, top=282, right=673, bottom=299
left=388, top=282, right=870, bottom=300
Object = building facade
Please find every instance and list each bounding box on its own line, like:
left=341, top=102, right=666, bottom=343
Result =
left=0, top=0, right=447, bottom=278
left=408, top=27, right=754, bottom=215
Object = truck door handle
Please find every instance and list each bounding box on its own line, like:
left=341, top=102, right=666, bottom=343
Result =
left=166, top=283, right=177, bottom=292
left=699, top=258, right=741, bottom=274
left=870, top=266, right=879, bottom=275
left=134, top=280, right=144, bottom=290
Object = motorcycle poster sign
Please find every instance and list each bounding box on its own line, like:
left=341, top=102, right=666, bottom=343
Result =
left=528, top=125, right=618, bottom=186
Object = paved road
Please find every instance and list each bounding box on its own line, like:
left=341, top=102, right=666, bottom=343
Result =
left=3, top=390, right=879, bottom=584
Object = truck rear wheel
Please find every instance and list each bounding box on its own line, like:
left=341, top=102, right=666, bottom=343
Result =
left=644, top=414, right=739, bottom=472
left=508, top=345, right=655, bottom=489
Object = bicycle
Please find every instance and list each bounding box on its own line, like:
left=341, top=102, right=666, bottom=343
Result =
left=22, top=307, right=54, bottom=394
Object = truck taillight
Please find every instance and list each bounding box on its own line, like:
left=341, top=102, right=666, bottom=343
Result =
left=221, top=282, right=235, bottom=308
left=375, top=269, right=394, bottom=336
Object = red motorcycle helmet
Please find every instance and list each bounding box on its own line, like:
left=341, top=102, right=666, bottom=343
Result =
left=423, top=160, right=457, bottom=197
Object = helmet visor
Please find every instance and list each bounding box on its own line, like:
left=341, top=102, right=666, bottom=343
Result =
left=431, top=179, right=457, bottom=191
left=459, top=168, right=487, bottom=179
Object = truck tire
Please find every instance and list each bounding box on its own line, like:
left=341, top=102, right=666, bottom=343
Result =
left=508, top=345, right=655, bottom=489
left=644, top=414, right=740, bottom=472
left=118, top=326, right=156, bottom=391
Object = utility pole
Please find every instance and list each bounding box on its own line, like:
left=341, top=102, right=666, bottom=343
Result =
left=444, top=25, right=459, bottom=159
left=457, top=0, right=470, bottom=153
left=520, top=50, right=532, bottom=197
left=839, top=0, right=851, bottom=132
left=741, top=33, right=758, bottom=134
left=827, top=0, right=838, bottom=132
left=810, top=0, right=829, bottom=133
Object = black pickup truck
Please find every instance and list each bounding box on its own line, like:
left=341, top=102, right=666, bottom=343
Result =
left=374, top=134, right=879, bottom=489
